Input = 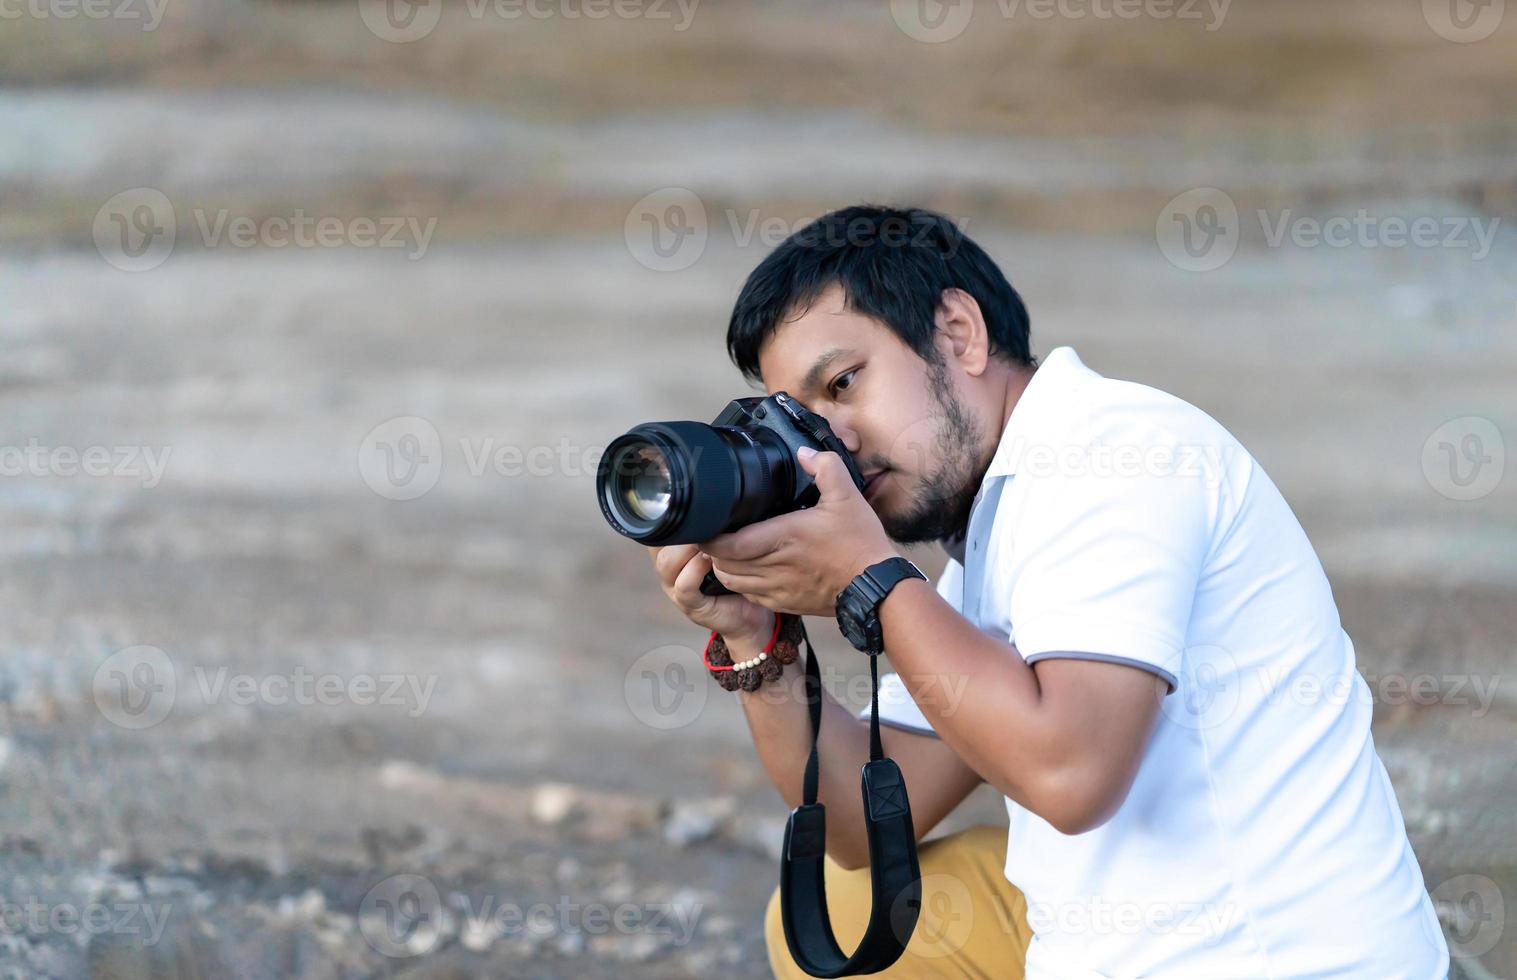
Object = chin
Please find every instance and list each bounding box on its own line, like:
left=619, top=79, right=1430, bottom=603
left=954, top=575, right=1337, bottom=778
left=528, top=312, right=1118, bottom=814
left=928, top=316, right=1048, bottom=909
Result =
left=868, top=482, right=899, bottom=519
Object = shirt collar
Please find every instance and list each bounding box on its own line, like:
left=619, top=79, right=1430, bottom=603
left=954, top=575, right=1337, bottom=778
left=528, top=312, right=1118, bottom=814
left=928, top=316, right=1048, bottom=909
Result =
left=984, top=345, right=1095, bottom=480
left=938, top=345, right=1096, bottom=561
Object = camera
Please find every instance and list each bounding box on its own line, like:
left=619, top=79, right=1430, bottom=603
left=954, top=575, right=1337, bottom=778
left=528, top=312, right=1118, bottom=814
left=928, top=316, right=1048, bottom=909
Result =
left=597, top=392, right=866, bottom=594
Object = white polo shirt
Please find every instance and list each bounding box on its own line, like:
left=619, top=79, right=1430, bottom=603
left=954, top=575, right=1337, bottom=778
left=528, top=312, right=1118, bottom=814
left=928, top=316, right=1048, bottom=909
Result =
left=864, top=347, right=1448, bottom=979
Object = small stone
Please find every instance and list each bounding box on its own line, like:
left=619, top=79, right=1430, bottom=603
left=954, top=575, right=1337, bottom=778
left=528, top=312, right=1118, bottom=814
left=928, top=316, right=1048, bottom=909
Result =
left=554, top=931, right=585, bottom=957
left=531, top=783, right=581, bottom=826
left=729, top=814, right=787, bottom=862
left=277, top=888, right=326, bottom=924
left=669, top=886, right=711, bottom=915
left=459, top=917, right=501, bottom=953
left=701, top=915, right=735, bottom=936
left=663, top=797, right=736, bottom=848
left=681, top=946, right=723, bottom=974
left=25, top=939, right=75, bottom=975
left=378, top=760, right=447, bottom=796
left=576, top=794, right=666, bottom=842
left=615, top=932, right=665, bottom=962
left=165, top=853, right=204, bottom=876
left=500, top=933, right=538, bottom=958
left=311, top=911, right=359, bottom=959
left=602, top=865, right=635, bottom=904
left=524, top=911, right=558, bottom=942
left=72, top=872, right=113, bottom=902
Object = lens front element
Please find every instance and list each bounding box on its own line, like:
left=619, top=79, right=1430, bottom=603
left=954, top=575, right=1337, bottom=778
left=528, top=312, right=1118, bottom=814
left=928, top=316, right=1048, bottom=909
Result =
left=611, top=441, right=672, bottom=525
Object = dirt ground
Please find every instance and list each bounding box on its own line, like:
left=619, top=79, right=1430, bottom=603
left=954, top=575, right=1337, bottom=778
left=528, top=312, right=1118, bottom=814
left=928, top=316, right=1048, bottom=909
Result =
left=1, top=1, right=1514, bottom=977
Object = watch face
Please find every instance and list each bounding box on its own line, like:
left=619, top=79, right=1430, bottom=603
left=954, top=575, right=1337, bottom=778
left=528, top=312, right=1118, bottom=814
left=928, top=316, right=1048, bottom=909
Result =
left=838, top=590, right=882, bottom=652
left=840, top=613, right=870, bottom=651
left=837, top=563, right=910, bottom=653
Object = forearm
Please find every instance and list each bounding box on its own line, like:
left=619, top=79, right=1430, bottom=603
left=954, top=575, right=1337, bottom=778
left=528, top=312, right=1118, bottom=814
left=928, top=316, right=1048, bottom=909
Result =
left=875, top=579, right=1059, bottom=815
left=726, top=629, right=876, bottom=869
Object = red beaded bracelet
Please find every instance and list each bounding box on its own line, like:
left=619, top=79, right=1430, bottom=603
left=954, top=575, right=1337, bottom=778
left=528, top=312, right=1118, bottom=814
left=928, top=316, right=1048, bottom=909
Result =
left=703, top=613, right=783, bottom=672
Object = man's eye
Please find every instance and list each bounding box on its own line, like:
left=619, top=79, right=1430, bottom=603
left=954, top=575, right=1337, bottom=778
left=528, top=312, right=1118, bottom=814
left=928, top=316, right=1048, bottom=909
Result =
left=830, top=369, right=859, bottom=395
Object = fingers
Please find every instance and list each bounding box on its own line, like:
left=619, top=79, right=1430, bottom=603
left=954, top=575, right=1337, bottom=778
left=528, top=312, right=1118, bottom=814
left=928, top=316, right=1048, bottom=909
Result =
left=707, top=562, right=770, bottom=602
left=650, top=543, right=774, bottom=610
left=795, top=448, right=858, bottom=500
left=706, top=554, right=773, bottom=578
left=648, top=544, right=699, bottom=587
left=671, top=550, right=716, bottom=607
left=702, top=519, right=785, bottom=561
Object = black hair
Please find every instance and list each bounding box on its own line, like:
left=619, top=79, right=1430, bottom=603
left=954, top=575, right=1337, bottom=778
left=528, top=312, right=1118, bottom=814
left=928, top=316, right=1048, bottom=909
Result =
left=726, top=204, right=1034, bottom=385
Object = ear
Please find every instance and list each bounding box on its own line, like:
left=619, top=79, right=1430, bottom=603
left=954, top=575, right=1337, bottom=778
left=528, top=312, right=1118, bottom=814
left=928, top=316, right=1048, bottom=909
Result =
left=934, top=288, right=991, bottom=378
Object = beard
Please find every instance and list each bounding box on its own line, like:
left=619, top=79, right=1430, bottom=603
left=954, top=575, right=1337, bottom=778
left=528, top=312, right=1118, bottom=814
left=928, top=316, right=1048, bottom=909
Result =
left=878, top=359, right=988, bottom=546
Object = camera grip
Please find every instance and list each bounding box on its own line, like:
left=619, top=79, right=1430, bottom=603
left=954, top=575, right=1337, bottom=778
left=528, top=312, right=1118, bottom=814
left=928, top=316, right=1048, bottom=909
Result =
left=699, top=569, right=735, bottom=597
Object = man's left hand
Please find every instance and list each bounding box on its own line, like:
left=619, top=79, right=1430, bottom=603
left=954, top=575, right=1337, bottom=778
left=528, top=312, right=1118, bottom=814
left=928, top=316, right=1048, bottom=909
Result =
left=700, top=447, right=900, bottom=618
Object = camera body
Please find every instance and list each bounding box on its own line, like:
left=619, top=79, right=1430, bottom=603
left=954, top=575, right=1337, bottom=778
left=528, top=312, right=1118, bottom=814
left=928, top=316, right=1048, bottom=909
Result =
left=596, top=392, right=867, bottom=595
left=708, top=390, right=866, bottom=508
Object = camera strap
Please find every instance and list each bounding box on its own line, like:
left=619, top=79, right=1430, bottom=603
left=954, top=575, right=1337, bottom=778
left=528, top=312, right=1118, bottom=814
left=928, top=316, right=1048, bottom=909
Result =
left=778, top=624, right=922, bottom=977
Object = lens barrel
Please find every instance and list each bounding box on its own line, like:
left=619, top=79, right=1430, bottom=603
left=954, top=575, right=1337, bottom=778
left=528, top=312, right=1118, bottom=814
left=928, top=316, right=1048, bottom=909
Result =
left=597, top=421, right=789, bottom=545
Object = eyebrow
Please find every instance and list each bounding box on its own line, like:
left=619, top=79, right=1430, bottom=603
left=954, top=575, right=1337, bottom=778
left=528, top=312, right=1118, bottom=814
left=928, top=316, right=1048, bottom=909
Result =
left=796, top=347, right=856, bottom=400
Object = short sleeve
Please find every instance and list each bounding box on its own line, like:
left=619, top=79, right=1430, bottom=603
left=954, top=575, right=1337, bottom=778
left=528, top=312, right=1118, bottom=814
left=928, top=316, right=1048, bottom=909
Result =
left=1007, top=421, right=1220, bottom=693
left=855, top=559, right=964, bottom=737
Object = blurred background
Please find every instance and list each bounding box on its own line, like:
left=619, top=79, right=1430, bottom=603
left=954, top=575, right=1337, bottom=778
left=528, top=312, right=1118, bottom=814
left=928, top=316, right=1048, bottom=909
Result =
left=1, top=0, right=1514, bottom=976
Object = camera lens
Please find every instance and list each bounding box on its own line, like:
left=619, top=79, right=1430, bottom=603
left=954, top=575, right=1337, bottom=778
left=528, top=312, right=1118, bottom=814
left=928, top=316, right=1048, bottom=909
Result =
left=607, top=440, right=673, bottom=526
left=597, top=421, right=790, bottom=545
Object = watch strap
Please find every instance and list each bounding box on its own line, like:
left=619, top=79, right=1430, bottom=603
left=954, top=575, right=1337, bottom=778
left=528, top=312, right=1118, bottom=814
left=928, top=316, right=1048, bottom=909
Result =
left=857, top=557, right=926, bottom=603
left=838, top=558, right=926, bottom=655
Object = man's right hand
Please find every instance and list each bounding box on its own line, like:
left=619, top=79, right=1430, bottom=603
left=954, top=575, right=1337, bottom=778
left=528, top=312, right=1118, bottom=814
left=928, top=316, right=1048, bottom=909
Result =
left=648, top=544, right=775, bottom=646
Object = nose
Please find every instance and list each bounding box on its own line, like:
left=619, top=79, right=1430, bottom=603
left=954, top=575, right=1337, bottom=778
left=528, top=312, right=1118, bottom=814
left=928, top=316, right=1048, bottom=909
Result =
left=825, top=416, right=863, bottom=456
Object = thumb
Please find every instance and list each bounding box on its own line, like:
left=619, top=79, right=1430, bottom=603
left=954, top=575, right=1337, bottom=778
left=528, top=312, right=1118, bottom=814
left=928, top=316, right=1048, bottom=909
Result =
left=797, top=447, right=857, bottom=500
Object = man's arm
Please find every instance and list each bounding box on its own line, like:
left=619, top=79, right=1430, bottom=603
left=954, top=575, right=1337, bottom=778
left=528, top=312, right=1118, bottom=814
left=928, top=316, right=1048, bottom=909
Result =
left=726, top=626, right=984, bottom=871
left=704, top=444, right=1199, bottom=839
left=876, top=579, right=1167, bottom=835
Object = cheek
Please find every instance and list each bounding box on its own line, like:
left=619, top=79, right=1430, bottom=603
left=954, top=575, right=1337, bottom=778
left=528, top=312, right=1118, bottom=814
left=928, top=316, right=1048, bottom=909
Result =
left=867, top=369, right=939, bottom=472
left=880, top=409, right=941, bottom=476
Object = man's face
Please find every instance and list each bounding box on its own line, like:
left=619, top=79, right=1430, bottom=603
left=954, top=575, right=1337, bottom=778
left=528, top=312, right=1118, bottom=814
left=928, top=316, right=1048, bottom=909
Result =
left=756, top=284, right=989, bottom=544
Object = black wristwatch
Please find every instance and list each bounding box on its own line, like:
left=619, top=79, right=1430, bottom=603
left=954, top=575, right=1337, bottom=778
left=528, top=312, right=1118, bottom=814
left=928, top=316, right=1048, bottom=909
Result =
left=836, top=557, right=927, bottom=655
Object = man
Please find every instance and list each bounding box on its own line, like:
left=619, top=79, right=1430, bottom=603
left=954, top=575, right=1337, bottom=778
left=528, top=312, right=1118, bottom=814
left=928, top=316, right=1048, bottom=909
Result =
left=648, top=205, right=1449, bottom=978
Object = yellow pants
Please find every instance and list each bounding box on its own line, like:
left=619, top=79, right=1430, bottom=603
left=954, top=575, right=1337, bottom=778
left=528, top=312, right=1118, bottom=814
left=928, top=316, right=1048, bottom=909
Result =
left=764, top=824, right=1033, bottom=979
